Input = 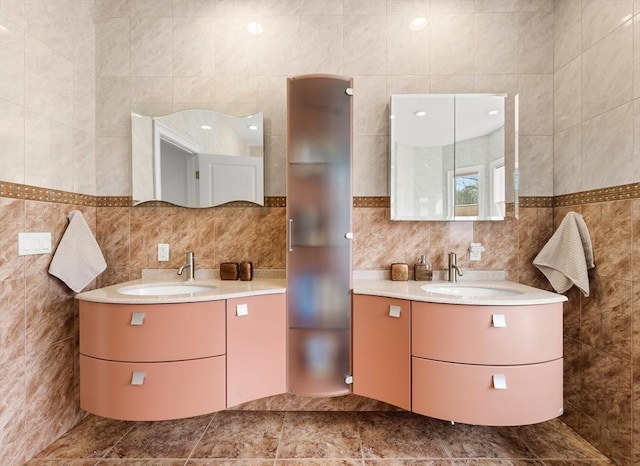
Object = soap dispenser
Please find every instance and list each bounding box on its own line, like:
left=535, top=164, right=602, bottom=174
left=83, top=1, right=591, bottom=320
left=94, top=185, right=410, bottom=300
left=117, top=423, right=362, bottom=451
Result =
left=414, top=255, right=432, bottom=281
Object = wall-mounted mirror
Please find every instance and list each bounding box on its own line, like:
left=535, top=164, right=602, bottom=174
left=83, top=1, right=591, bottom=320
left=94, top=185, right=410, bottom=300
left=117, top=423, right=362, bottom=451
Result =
left=390, top=94, right=513, bottom=221
left=131, top=109, right=264, bottom=207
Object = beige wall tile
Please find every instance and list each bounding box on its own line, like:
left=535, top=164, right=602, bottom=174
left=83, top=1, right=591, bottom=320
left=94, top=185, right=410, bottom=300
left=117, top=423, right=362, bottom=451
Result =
left=387, top=0, right=429, bottom=16
left=215, top=76, right=257, bottom=103
left=215, top=0, right=258, bottom=17
left=634, top=13, right=640, bottom=98
left=130, top=0, right=172, bottom=17
left=301, top=0, right=343, bottom=15
left=0, top=17, right=25, bottom=107
left=635, top=99, right=640, bottom=183
left=386, top=76, right=430, bottom=95
left=25, top=36, right=73, bottom=126
left=96, top=76, right=131, bottom=137
left=473, top=74, right=518, bottom=95
left=173, top=16, right=215, bottom=76
left=581, top=0, right=633, bottom=51
left=519, top=11, right=553, bottom=74
left=131, top=77, right=173, bottom=103
left=73, top=129, right=96, bottom=195
left=96, top=136, right=131, bottom=196
left=300, top=15, right=343, bottom=74
left=431, top=14, right=474, bottom=75
left=581, top=20, right=633, bottom=121
left=343, top=0, right=385, bottom=15
left=518, top=135, right=552, bottom=196
left=553, top=0, right=581, bottom=71
left=94, top=0, right=130, bottom=19
left=474, top=0, right=518, bottom=13
left=353, top=136, right=387, bottom=196
left=386, top=15, right=430, bottom=75
left=215, top=16, right=258, bottom=76
left=582, top=102, right=634, bottom=191
left=518, top=74, right=553, bottom=135
left=73, top=66, right=96, bottom=135
left=474, top=13, right=518, bottom=74
left=257, top=76, right=287, bottom=103
left=553, top=124, right=582, bottom=196
left=25, top=0, right=74, bottom=59
left=0, top=99, right=25, bottom=184
left=73, top=1, right=96, bottom=74
left=343, top=14, right=386, bottom=75
left=173, top=76, right=216, bottom=102
left=432, top=0, right=474, bottom=14
left=353, top=75, right=387, bottom=136
left=430, top=75, right=474, bottom=93
left=95, top=18, right=130, bottom=77
left=519, top=0, right=552, bottom=12
left=265, top=135, right=285, bottom=196
left=554, top=56, right=581, bottom=134
left=130, top=17, right=173, bottom=76
left=258, top=0, right=301, bottom=16
left=0, top=0, right=26, bottom=27
left=257, top=16, right=301, bottom=76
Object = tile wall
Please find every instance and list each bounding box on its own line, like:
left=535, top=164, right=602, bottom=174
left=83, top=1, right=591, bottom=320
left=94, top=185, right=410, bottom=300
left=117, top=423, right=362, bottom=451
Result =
left=553, top=2, right=640, bottom=464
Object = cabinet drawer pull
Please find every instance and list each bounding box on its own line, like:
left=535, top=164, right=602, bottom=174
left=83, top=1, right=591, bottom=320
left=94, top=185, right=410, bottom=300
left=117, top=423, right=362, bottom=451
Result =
left=491, top=314, right=506, bottom=328
left=388, top=305, right=401, bottom=318
left=236, top=303, right=249, bottom=316
left=131, top=371, right=145, bottom=385
left=492, top=374, right=507, bottom=389
left=130, top=312, right=145, bottom=326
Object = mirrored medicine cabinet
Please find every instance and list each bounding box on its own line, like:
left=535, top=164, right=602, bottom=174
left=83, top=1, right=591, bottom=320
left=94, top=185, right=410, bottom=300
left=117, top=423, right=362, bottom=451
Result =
left=131, top=109, right=265, bottom=208
left=390, top=93, right=517, bottom=221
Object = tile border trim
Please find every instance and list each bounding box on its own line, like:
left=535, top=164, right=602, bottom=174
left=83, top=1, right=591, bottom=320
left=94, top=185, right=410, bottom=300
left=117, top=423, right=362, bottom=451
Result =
left=4, top=181, right=640, bottom=209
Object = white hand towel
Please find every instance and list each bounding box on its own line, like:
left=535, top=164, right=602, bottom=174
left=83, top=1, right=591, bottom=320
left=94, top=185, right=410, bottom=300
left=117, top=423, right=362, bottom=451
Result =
left=533, top=211, right=595, bottom=297
left=48, top=210, right=107, bottom=293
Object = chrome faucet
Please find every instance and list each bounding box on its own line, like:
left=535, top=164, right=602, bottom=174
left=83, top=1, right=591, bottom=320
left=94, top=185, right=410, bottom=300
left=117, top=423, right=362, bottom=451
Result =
left=448, top=252, right=463, bottom=283
left=177, top=252, right=195, bottom=281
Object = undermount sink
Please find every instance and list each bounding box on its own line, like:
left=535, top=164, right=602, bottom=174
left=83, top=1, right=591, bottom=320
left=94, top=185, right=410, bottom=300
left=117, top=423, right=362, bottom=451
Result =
left=420, top=283, right=524, bottom=298
left=117, top=284, right=217, bottom=296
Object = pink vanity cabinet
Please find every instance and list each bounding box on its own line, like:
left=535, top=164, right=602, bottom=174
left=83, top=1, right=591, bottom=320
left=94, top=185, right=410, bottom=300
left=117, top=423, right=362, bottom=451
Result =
left=79, top=300, right=227, bottom=421
left=226, top=294, right=287, bottom=407
left=352, top=295, right=411, bottom=410
left=412, top=301, right=564, bottom=426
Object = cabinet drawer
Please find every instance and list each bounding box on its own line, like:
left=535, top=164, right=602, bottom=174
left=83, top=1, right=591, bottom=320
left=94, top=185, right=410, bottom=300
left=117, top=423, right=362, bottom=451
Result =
left=412, top=302, right=562, bottom=365
left=412, top=357, right=563, bottom=426
left=80, top=355, right=226, bottom=421
left=79, top=300, right=226, bottom=362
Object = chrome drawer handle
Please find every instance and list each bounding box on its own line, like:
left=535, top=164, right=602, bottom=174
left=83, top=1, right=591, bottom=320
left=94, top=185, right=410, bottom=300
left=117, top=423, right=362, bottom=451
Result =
left=492, top=374, right=507, bottom=389
left=131, top=371, right=145, bottom=385
left=130, top=312, right=145, bottom=326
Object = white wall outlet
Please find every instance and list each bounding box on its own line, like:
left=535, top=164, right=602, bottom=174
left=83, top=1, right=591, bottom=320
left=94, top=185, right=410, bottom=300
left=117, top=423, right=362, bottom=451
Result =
left=18, top=232, right=52, bottom=256
left=158, top=243, right=169, bottom=261
left=469, top=242, right=485, bottom=262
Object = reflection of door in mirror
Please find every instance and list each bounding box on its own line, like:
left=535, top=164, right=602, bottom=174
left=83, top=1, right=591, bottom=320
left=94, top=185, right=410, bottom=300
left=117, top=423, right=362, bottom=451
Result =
left=131, top=110, right=265, bottom=208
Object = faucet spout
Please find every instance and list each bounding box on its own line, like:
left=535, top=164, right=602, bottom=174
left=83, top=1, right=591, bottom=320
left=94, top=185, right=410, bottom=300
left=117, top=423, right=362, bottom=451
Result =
left=447, top=252, right=463, bottom=283
left=177, top=252, right=195, bottom=281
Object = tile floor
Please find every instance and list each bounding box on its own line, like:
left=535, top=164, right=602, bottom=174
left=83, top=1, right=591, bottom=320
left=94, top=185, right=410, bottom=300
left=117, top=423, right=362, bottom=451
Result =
left=26, top=411, right=611, bottom=465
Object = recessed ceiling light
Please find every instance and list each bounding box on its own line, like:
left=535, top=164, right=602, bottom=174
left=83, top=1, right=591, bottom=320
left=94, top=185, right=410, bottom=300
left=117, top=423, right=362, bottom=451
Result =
left=246, top=21, right=263, bottom=35
left=200, top=125, right=212, bottom=130
left=410, top=16, right=427, bottom=31
left=247, top=124, right=258, bottom=131
left=487, top=110, right=499, bottom=116
left=414, top=110, right=427, bottom=117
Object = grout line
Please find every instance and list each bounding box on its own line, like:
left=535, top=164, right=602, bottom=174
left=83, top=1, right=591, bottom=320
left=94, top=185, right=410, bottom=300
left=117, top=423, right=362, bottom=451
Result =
left=184, top=412, right=217, bottom=461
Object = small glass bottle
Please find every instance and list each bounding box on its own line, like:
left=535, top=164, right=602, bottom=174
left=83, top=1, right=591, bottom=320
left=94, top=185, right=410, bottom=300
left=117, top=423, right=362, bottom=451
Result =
left=414, top=255, right=432, bottom=281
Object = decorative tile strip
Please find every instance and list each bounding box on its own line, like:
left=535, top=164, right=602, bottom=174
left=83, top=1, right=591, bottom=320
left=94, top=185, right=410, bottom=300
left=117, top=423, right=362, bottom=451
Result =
left=0, top=181, right=98, bottom=206
left=97, top=196, right=132, bottom=207
left=519, top=196, right=554, bottom=208
left=354, top=196, right=390, bottom=208
left=264, top=196, right=286, bottom=207
left=554, top=183, right=640, bottom=207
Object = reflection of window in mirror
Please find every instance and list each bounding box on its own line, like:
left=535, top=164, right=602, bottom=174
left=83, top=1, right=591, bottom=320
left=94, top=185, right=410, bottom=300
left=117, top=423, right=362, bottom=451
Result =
left=448, top=165, right=482, bottom=218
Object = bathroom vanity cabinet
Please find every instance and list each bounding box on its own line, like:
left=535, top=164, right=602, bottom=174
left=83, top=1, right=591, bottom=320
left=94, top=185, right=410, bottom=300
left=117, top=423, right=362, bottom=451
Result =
left=79, top=293, right=286, bottom=421
left=352, top=293, right=564, bottom=426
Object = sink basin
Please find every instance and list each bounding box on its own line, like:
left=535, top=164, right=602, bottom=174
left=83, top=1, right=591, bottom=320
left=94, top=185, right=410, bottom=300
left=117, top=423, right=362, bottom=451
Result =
left=117, top=284, right=216, bottom=296
left=420, top=283, right=523, bottom=298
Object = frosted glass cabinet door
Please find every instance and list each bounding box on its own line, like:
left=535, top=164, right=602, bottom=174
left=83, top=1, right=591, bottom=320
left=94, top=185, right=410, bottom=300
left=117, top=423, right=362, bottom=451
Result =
left=287, top=74, right=353, bottom=396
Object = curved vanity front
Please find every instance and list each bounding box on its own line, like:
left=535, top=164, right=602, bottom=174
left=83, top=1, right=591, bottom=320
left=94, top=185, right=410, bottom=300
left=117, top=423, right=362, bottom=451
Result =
left=352, top=280, right=567, bottom=427
left=76, top=278, right=286, bottom=421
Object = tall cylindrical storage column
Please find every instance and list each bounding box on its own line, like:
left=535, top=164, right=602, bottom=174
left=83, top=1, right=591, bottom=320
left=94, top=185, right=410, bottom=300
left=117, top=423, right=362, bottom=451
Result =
left=287, top=75, right=353, bottom=396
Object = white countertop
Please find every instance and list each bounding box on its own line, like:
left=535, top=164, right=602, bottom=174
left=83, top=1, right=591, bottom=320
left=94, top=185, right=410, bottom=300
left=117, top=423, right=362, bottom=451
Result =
left=353, top=279, right=568, bottom=306
left=75, top=278, right=286, bottom=304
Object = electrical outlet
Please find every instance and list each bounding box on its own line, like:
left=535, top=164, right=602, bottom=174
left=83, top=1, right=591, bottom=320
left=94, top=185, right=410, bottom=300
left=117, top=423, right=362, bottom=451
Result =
left=158, top=243, right=169, bottom=261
